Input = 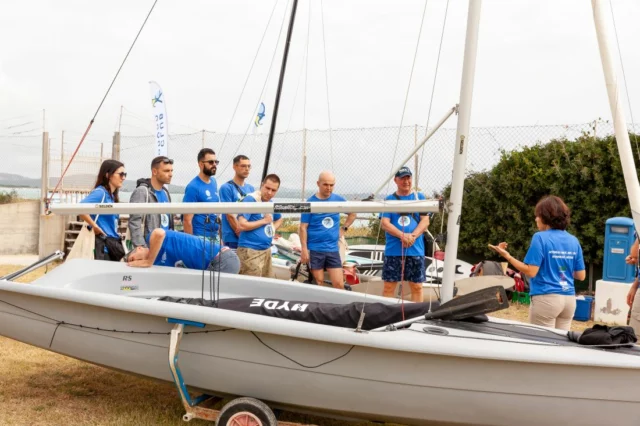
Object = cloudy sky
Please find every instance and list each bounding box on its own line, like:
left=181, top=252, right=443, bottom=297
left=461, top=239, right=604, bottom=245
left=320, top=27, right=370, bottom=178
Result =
left=0, top=0, right=639, bottom=183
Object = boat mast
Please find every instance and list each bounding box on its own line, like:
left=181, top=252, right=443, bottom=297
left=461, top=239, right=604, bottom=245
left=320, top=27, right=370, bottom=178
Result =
left=262, top=0, right=300, bottom=182
left=591, top=0, right=640, bottom=231
left=441, top=0, right=482, bottom=302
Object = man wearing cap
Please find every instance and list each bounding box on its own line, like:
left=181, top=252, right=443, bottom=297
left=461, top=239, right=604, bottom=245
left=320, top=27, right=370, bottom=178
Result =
left=300, top=171, right=356, bottom=289
left=128, top=155, right=175, bottom=249
left=380, top=166, right=430, bottom=302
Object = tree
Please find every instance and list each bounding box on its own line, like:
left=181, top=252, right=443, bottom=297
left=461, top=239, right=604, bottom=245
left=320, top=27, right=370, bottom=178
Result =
left=441, top=132, right=640, bottom=265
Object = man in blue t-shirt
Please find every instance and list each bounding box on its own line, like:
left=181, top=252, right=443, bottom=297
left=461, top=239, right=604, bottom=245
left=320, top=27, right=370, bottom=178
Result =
left=128, top=156, right=174, bottom=249
left=183, top=148, right=220, bottom=238
left=300, top=171, right=356, bottom=289
left=126, top=228, right=240, bottom=273
left=380, top=167, right=430, bottom=302
left=237, top=174, right=283, bottom=278
left=219, top=155, right=255, bottom=250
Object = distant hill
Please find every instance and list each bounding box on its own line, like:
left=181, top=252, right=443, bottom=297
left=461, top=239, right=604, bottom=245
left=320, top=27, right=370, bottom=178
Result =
left=0, top=173, right=40, bottom=188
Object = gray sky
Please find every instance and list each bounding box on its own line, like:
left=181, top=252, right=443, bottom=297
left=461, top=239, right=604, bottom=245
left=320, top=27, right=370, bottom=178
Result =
left=1, top=0, right=639, bottom=181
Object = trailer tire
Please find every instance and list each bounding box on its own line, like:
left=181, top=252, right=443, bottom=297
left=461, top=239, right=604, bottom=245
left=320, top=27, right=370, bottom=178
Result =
left=216, top=397, right=277, bottom=426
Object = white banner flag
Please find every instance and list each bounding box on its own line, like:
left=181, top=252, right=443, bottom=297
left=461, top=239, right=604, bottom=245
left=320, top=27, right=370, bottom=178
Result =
left=149, top=81, right=168, bottom=157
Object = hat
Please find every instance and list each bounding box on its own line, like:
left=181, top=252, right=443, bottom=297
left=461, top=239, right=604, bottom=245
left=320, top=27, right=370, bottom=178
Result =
left=395, top=166, right=412, bottom=178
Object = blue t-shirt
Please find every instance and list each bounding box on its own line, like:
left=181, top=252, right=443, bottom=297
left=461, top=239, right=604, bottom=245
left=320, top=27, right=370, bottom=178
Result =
left=381, top=192, right=426, bottom=257
left=81, top=187, right=120, bottom=238
left=183, top=176, right=219, bottom=237
left=154, top=188, right=171, bottom=231
left=151, top=230, right=220, bottom=270
left=523, top=229, right=586, bottom=296
left=238, top=195, right=282, bottom=250
left=301, top=193, right=346, bottom=252
left=219, top=180, right=255, bottom=244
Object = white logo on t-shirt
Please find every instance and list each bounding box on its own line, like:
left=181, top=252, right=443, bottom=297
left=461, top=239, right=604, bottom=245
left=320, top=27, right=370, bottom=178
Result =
left=264, top=224, right=274, bottom=238
left=205, top=190, right=211, bottom=197
left=161, top=214, right=169, bottom=228
left=397, top=216, right=411, bottom=227
left=322, top=217, right=334, bottom=229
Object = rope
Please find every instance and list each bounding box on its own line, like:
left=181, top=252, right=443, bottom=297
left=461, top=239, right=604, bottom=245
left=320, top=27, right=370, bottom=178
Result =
left=46, top=0, right=158, bottom=209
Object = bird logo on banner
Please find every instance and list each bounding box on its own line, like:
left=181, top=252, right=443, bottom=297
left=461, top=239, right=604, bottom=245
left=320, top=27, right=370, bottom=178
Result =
left=152, top=91, right=163, bottom=107
left=254, top=102, right=266, bottom=127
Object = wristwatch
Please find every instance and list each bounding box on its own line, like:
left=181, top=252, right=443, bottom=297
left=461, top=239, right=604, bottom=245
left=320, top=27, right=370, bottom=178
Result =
left=342, top=226, right=349, bottom=231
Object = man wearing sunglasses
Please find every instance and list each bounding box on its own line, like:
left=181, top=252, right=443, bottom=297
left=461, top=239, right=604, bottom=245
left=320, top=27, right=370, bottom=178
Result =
left=127, top=156, right=175, bottom=249
left=183, top=148, right=220, bottom=238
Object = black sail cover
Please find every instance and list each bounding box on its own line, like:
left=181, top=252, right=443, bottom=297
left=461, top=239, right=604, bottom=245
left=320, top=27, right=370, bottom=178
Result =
left=158, top=297, right=439, bottom=330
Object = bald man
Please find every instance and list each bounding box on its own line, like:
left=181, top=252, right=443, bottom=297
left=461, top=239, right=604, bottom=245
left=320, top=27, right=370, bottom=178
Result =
left=300, top=171, right=356, bottom=289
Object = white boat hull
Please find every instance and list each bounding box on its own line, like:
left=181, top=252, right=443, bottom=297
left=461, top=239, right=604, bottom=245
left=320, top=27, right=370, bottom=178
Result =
left=1, top=260, right=640, bottom=426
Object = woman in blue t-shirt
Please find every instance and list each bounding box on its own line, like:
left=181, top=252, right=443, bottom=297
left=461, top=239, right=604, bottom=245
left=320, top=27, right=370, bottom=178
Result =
left=79, top=159, right=127, bottom=261
left=490, top=196, right=586, bottom=330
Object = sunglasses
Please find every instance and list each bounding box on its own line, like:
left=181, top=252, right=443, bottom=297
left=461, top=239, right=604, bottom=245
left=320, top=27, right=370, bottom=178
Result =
left=201, top=160, right=220, bottom=166
left=153, top=157, right=174, bottom=165
left=116, top=172, right=127, bottom=178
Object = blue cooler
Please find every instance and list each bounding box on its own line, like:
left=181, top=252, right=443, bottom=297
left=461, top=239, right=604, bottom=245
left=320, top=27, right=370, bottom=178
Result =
left=573, top=296, right=593, bottom=322
left=603, top=217, right=636, bottom=283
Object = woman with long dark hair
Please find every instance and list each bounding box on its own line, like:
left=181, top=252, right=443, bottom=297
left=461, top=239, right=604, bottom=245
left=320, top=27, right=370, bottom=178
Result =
left=79, top=159, right=127, bottom=261
left=490, top=195, right=586, bottom=330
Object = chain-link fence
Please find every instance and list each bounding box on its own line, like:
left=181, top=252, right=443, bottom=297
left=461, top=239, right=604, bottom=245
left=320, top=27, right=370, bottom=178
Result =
left=118, top=121, right=636, bottom=200
left=3, top=121, right=636, bottom=203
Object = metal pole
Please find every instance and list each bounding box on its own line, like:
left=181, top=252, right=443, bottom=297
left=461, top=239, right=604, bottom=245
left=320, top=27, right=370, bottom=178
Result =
left=112, top=132, right=121, bottom=161
left=372, top=105, right=457, bottom=197
left=414, top=124, right=419, bottom=192
left=118, top=105, right=123, bottom=133
left=261, top=0, right=300, bottom=182
left=591, top=0, right=640, bottom=230
left=301, top=128, right=307, bottom=200
left=441, top=0, right=482, bottom=302
left=202, top=129, right=205, bottom=149
left=60, top=131, right=65, bottom=190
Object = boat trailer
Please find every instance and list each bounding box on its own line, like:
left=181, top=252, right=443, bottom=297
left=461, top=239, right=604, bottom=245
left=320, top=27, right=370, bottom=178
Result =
left=168, top=318, right=313, bottom=426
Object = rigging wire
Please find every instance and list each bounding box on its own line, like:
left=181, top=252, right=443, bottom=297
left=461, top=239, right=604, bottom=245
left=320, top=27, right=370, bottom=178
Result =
left=46, top=0, right=159, bottom=208
left=608, top=0, right=640, bottom=159
left=218, top=0, right=292, bottom=177
left=217, top=0, right=281, bottom=157
left=417, top=0, right=450, bottom=189
left=319, top=0, right=334, bottom=171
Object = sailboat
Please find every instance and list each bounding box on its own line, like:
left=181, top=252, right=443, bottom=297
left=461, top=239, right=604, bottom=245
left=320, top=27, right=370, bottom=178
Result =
left=2, top=1, right=640, bottom=426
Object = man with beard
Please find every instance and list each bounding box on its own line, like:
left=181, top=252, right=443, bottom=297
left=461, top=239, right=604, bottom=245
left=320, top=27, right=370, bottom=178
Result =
left=183, top=148, right=220, bottom=238
left=128, top=156, right=175, bottom=249
left=237, top=174, right=283, bottom=278
left=219, top=155, right=255, bottom=250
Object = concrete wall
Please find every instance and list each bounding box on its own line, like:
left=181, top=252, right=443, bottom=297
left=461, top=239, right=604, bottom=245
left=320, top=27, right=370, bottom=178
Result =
left=39, top=211, right=65, bottom=257
left=0, top=201, right=40, bottom=254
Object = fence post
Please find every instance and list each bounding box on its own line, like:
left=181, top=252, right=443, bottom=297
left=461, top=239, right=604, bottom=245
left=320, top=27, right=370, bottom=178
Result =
left=414, top=124, right=419, bottom=191
left=38, top=132, right=50, bottom=257
left=112, top=131, right=121, bottom=160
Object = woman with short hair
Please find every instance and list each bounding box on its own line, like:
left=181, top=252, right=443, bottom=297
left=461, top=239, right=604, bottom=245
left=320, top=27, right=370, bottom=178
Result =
left=490, top=195, right=586, bottom=330
left=79, top=159, right=127, bottom=261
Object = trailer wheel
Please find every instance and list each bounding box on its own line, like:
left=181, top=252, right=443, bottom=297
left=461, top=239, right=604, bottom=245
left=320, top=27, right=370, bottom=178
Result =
left=216, top=397, right=277, bottom=426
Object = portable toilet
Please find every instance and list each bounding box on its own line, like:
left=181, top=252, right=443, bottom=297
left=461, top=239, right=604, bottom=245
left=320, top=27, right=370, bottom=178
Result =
left=595, top=217, right=635, bottom=325
left=603, top=217, right=635, bottom=283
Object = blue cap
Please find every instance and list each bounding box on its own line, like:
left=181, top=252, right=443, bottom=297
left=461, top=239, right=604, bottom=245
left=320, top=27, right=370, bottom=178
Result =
left=395, top=166, right=412, bottom=178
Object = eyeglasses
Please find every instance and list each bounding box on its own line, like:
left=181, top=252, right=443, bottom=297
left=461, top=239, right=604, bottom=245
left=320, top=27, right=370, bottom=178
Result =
left=201, top=160, right=220, bottom=166
left=116, top=172, right=127, bottom=178
left=152, top=157, right=174, bottom=166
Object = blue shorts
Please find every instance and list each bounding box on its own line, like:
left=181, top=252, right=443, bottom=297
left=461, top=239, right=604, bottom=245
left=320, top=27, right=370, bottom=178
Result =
left=310, top=250, right=342, bottom=271
left=382, top=256, right=425, bottom=283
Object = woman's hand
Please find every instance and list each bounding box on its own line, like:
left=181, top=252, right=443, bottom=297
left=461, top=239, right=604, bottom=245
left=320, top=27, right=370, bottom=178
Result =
left=489, top=242, right=510, bottom=259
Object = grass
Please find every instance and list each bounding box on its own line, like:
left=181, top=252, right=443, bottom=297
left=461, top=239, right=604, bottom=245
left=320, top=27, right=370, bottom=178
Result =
left=0, top=264, right=600, bottom=425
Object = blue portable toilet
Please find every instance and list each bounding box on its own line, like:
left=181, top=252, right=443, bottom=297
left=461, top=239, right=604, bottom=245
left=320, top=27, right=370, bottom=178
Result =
left=603, top=217, right=636, bottom=283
